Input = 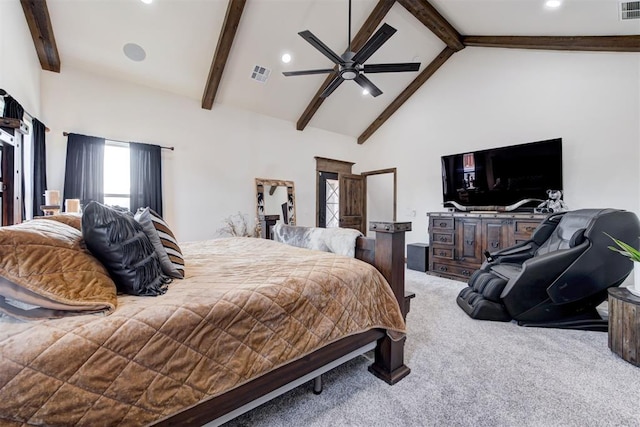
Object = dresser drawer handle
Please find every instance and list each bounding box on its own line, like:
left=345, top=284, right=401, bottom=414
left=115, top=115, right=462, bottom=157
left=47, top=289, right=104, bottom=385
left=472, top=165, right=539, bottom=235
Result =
left=525, top=226, right=535, bottom=232
left=465, top=239, right=474, bottom=245
left=490, top=241, right=499, bottom=248
left=439, top=222, right=447, bottom=227
left=439, top=251, right=447, bottom=256
left=439, top=266, right=448, bottom=272
left=439, top=236, right=449, bottom=242
left=462, top=270, right=471, bottom=276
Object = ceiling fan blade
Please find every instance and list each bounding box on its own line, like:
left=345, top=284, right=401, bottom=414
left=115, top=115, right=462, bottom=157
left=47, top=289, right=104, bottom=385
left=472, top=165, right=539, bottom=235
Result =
left=283, top=68, right=336, bottom=77
left=299, top=30, right=345, bottom=65
left=354, top=74, right=383, bottom=97
left=320, top=75, right=345, bottom=98
left=351, top=23, right=397, bottom=64
left=363, top=62, right=420, bottom=73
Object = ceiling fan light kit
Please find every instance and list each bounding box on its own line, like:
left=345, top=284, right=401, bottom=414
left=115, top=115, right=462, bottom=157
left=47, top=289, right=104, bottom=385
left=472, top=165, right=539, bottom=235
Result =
left=283, top=0, right=420, bottom=98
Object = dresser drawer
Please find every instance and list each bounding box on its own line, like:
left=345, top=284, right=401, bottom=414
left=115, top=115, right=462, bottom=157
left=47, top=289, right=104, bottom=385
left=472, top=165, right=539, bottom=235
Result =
left=431, top=246, right=454, bottom=260
left=432, top=262, right=475, bottom=280
left=514, top=220, right=540, bottom=237
left=432, top=231, right=454, bottom=245
left=430, top=217, right=454, bottom=230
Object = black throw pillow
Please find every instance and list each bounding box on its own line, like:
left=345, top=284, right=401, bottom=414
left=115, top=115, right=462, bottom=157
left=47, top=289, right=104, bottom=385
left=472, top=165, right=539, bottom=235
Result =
left=82, top=201, right=171, bottom=296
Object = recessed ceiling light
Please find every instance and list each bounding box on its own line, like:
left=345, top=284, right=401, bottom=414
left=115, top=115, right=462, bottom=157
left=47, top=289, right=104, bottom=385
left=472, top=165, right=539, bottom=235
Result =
left=140, top=0, right=153, bottom=4
left=281, top=53, right=291, bottom=64
left=123, top=43, right=146, bottom=62
left=545, top=0, right=562, bottom=9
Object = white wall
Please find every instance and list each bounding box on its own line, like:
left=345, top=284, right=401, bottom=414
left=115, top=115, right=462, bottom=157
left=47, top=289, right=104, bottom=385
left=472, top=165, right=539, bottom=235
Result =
left=0, top=0, right=41, bottom=115
left=359, top=47, right=640, bottom=244
left=366, top=173, right=395, bottom=237
left=41, top=67, right=365, bottom=241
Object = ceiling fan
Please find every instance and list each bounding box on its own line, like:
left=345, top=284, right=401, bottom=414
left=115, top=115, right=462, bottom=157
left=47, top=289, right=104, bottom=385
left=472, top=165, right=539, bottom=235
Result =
left=282, top=0, right=420, bottom=98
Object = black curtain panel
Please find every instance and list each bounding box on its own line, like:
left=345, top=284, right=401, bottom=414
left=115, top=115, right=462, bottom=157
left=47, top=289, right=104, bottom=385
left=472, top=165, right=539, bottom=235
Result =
left=130, top=142, right=162, bottom=216
left=31, top=119, right=47, bottom=217
left=2, top=96, right=24, bottom=137
left=63, top=133, right=105, bottom=207
left=3, top=96, right=24, bottom=119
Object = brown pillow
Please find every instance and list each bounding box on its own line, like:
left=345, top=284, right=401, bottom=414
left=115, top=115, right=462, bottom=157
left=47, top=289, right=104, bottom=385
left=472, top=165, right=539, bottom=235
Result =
left=34, top=213, right=82, bottom=230
left=0, top=219, right=117, bottom=319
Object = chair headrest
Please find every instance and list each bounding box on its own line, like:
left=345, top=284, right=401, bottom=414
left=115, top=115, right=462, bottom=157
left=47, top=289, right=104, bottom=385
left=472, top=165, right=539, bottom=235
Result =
left=535, top=209, right=611, bottom=255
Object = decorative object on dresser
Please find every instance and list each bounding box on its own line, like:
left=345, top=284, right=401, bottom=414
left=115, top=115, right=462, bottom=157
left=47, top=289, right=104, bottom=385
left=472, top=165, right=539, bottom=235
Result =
left=534, top=189, right=568, bottom=214
left=457, top=209, right=640, bottom=331
left=427, top=211, right=547, bottom=281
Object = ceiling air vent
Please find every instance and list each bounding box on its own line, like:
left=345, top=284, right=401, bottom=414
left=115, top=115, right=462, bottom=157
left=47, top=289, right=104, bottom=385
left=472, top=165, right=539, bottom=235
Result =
left=250, top=65, right=271, bottom=83
left=620, top=1, right=640, bottom=20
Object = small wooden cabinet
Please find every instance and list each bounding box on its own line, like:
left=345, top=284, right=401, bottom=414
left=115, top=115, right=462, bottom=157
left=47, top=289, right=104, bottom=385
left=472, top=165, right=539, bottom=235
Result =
left=427, top=212, right=548, bottom=281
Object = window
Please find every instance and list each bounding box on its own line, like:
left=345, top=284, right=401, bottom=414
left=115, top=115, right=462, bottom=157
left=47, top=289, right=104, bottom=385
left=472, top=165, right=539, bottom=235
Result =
left=104, top=141, right=130, bottom=209
left=325, top=178, right=339, bottom=228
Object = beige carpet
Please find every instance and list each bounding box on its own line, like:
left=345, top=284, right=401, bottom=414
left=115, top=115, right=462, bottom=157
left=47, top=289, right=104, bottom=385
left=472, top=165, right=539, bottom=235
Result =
left=223, top=269, right=640, bottom=427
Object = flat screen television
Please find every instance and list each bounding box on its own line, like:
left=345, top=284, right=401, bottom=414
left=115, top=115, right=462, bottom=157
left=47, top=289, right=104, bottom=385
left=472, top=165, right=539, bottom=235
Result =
left=441, top=138, right=563, bottom=210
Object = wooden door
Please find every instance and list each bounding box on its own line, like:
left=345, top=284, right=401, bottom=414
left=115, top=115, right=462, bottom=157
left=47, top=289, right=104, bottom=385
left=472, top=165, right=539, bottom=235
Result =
left=339, top=174, right=366, bottom=234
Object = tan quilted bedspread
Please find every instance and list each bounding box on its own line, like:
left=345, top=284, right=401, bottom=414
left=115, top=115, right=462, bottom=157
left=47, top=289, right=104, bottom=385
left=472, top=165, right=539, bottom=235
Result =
left=0, top=237, right=405, bottom=426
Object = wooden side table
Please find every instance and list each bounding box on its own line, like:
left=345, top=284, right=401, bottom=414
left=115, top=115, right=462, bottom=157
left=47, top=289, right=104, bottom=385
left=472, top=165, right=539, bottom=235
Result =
left=608, top=287, right=640, bottom=367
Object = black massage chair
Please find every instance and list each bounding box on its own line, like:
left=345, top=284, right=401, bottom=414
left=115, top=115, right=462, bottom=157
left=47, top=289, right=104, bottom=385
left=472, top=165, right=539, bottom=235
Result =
left=457, top=208, right=640, bottom=331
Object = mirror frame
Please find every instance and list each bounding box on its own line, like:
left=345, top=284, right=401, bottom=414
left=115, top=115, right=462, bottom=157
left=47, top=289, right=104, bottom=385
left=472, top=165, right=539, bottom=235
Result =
left=255, top=178, right=296, bottom=226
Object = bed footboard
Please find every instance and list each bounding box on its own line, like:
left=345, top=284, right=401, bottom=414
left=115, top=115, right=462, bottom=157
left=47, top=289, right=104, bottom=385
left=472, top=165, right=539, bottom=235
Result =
left=357, top=221, right=412, bottom=385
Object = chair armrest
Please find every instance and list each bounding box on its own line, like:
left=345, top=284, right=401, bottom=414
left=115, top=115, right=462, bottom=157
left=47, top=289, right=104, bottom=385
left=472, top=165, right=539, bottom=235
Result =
left=501, top=244, right=585, bottom=299
left=486, top=241, right=536, bottom=264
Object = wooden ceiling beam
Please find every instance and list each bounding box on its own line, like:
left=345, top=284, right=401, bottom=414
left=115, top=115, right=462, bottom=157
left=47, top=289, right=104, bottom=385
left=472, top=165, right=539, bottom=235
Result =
left=397, top=0, right=464, bottom=51
left=358, top=47, right=455, bottom=145
left=20, top=0, right=60, bottom=72
left=296, top=0, right=396, bottom=131
left=202, top=0, right=247, bottom=110
left=462, top=35, right=640, bottom=52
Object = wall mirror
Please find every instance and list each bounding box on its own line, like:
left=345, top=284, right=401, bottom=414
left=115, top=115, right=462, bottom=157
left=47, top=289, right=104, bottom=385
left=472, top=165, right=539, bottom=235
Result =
left=255, top=178, right=296, bottom=227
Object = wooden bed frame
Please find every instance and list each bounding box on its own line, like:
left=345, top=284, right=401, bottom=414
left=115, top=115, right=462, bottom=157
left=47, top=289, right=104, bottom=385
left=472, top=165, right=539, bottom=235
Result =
left=154, top=221, right=413, bottom=426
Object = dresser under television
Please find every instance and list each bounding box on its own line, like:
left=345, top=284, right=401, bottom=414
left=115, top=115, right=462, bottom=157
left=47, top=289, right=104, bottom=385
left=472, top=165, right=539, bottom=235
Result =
left=427, top=211, right=548, bottom=281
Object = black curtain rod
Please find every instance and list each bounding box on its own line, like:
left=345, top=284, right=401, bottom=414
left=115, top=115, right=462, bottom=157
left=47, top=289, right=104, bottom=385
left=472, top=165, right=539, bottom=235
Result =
left=62, top=131, right=174, bottom=151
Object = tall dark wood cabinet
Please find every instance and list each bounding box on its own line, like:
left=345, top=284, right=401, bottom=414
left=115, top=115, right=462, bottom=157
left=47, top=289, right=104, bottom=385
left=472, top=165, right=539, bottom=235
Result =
left=427, top=212, right=548, bottom=281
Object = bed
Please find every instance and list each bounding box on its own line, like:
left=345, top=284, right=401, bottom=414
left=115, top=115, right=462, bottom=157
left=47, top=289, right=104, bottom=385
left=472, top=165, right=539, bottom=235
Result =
left=0, top=214, right=412, bottom=426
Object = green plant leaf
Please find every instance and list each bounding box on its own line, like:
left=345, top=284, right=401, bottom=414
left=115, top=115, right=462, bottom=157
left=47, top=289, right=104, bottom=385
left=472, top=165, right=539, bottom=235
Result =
left=605, top=232, right=640, bottom=262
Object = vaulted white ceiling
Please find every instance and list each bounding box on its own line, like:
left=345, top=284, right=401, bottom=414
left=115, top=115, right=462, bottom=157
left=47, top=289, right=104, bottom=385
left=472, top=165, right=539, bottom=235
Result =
left=45, top=0, right=639, bottom=140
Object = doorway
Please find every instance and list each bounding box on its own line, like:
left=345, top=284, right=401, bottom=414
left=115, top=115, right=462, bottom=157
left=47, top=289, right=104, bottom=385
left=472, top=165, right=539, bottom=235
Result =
left=315, top=157, right=397, bottom=235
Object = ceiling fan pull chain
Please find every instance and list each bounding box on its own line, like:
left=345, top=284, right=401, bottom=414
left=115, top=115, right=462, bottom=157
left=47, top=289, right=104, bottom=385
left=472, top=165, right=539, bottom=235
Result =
left=348, top=0, right=352, bottom=52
